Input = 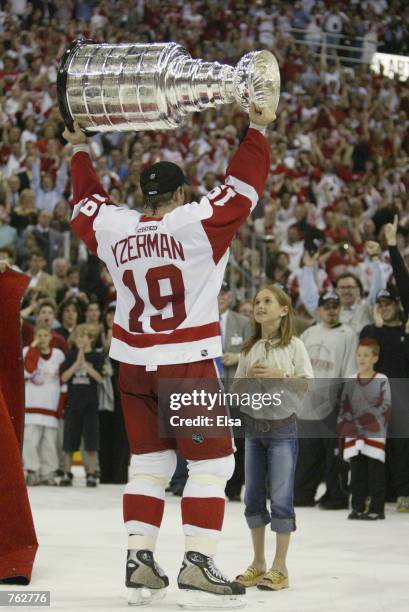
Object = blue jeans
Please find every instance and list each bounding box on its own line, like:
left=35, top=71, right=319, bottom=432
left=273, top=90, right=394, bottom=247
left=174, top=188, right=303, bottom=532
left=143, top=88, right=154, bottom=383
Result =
left=244, top=419, right=298, bottom=533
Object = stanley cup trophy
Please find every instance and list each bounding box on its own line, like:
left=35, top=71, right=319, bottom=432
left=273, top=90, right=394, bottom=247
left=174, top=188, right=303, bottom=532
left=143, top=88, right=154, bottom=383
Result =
left=57, top=39, right=280, bottom=132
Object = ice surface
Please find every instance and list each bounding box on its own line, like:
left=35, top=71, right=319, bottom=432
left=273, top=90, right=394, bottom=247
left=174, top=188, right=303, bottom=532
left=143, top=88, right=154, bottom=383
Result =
left=1, top=470, right=408, bottom=611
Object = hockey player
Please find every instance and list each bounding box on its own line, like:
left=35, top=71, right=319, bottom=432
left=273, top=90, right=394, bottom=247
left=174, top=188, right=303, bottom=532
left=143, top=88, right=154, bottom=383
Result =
left=63, top=103, right=275, bottom=608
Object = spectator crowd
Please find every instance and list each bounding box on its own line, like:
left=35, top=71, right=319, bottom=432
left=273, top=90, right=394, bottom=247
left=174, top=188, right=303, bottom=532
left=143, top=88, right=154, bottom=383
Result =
left=0, top=0, right=409, bottom=517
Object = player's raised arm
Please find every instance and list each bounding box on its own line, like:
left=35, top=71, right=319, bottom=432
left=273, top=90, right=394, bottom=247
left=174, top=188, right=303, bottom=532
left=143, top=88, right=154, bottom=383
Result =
left=224, top=103, right=275, bottom=203
left=193, top=104, right=275, bottom=264
left=63, top=121, right=110, bottom=204
left=63, top=122, right=113, bottom=254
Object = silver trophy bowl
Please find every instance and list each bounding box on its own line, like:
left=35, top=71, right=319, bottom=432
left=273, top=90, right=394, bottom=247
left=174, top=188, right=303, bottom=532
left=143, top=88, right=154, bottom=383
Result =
left=57, top=40, right=280, bottom=133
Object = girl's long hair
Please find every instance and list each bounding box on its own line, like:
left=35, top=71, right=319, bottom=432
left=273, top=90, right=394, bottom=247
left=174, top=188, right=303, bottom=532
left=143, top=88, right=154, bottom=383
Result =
left=242, top=285, right=295, bottom=354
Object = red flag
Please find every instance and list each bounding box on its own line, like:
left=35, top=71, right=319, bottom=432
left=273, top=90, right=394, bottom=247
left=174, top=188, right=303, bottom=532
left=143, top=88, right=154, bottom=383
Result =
left=0, top=268, right=38, bottom=583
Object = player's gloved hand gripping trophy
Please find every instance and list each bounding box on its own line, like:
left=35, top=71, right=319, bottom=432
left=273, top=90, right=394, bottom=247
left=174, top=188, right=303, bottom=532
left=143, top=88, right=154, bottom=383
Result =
left=57, top=40, right=280, bottom=132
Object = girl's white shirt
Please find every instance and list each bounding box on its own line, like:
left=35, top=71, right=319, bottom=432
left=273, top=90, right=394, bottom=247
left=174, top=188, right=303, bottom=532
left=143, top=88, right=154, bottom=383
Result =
left=235, top=336, right=314, bottom=379
left=233, top=336, right=314, bottom=420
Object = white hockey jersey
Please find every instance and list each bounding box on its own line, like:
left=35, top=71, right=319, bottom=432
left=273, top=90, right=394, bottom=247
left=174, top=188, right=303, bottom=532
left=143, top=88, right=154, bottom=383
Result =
left=339, top=372, right=391, bottom=462
left=70, top=128, right=270, bottom=366
left=23, top=346, right=65, bottom=428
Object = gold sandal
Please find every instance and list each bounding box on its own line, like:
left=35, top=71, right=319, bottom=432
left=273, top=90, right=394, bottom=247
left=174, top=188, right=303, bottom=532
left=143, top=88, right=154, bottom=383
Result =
left=235, top=566, right=266, bottom=587
left=257, top=569, right=289, bottom=591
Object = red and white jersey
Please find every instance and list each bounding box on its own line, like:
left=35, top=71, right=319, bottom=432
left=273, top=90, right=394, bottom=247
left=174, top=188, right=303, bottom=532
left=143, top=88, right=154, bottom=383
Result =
left=70, top=128, right=270, bottom=365
left=23, top=346, right=65, bottom=428
left=338, top=372, right=391, bottom=462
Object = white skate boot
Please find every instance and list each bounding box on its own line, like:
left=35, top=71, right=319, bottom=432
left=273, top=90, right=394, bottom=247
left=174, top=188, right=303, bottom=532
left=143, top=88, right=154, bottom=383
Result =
left=126, top=549, right=169, bottom=606
left=177, top=551, right=246, bottom=609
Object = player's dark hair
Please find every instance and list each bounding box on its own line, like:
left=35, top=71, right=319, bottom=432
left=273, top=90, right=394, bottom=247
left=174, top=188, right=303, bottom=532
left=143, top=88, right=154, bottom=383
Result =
left=143, top=191, right=174, bottom=215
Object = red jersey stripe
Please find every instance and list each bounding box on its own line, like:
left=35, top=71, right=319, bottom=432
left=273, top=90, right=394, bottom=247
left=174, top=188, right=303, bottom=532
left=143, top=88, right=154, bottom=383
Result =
left=345, top=437, right=385, bottom=450
left=112, top=321, right=220, bottom=348
left=26, top=408, right=58, bottom=417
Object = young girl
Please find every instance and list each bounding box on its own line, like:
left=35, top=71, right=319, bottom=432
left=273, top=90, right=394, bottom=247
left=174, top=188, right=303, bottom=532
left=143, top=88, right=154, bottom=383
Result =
left=234, top=285, right=313, bottom=591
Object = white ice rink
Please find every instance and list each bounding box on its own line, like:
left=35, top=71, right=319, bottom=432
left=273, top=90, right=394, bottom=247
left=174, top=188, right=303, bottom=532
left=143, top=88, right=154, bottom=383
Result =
left=2, top=472, right=408, bottom=612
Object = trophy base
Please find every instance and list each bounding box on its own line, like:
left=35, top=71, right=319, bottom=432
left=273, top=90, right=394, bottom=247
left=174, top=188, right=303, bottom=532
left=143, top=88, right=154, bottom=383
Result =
left=252, top=50, right=281, bottom=111
left=233, top=50, right=280, bottom=114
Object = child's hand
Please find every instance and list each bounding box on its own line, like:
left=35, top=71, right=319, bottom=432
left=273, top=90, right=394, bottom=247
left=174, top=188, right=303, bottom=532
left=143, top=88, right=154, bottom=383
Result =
left=76, top=349, right=85, bottom=366
left=249, top=361, right=285, bottom=379
left=248, top=360, right=263, bottom=378
left=0, top=259, right=9, bottom=273
left=257, top=366, right=286, bottom=379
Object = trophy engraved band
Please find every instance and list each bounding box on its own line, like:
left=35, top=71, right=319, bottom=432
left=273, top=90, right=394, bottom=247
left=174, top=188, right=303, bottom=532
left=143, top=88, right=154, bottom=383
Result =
left=57, top=40, right=280, bottom=133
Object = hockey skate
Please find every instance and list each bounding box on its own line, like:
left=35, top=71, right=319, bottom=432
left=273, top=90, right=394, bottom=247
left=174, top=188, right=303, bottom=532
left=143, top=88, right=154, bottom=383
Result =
left=126, top=549, right=169, bottom=606
left=177, top=551, right=246, bottom=609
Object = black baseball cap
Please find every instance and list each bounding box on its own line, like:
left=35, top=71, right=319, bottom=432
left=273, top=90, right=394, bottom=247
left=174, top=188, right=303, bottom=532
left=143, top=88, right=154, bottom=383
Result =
left=318, top=291, right=341, bottom=307
left=376, top=287, right=399, bottom=303
left=140, top=161, right=187, bottom=197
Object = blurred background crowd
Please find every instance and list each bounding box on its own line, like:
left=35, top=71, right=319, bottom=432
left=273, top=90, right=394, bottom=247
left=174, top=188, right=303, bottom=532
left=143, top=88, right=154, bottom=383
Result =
left=1, top=0, right=409, bottom=508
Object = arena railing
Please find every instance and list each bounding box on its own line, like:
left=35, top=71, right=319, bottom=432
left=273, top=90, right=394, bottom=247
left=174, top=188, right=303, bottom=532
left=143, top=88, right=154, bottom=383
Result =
left=285, top=26, right=377, bottom=65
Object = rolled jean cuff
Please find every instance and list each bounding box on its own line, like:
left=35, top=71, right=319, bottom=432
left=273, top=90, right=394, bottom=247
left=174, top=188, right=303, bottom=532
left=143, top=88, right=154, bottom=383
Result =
left=245, top=512, right=270, bottom=529
left=270, top=516, right=296, bottom=533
